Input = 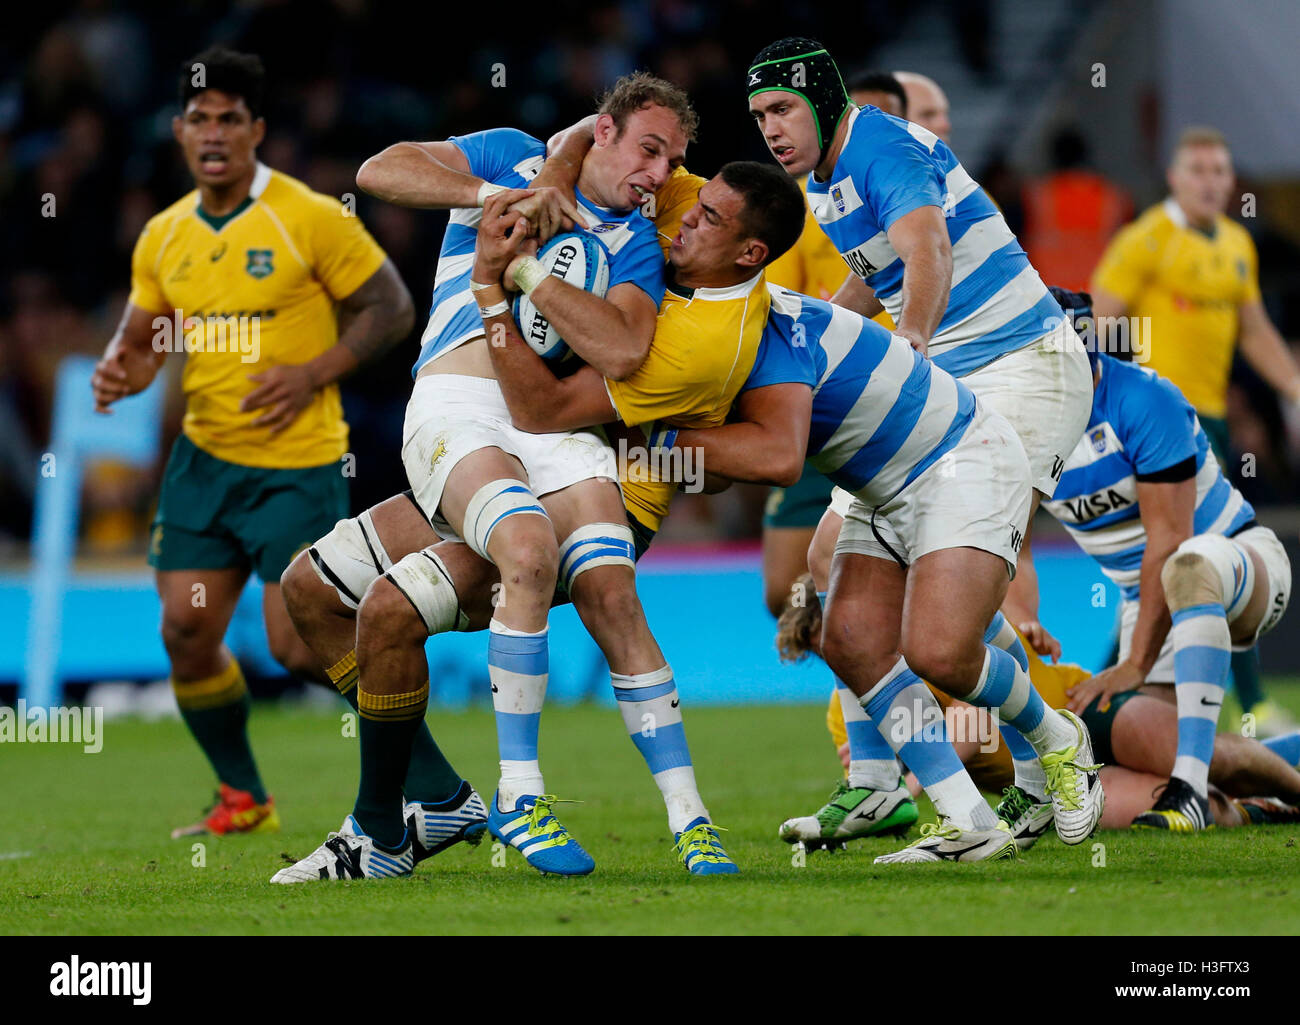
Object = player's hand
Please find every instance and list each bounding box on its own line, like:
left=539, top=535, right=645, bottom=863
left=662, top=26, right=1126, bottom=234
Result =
left=91, top=347, right=132, bottom=413
left=505, top=186, right=583, bottom=243
left=242, top=363, right=317, bottom=434
left=474, top=188, right=534, bottom=285
left=893, top=330, right=929, bottom=357
left=1017, top=619, right=1062, bottom=662
left=1066, top=660, right=1144, bottom=715
left=503, top=240, right=542, bottom=294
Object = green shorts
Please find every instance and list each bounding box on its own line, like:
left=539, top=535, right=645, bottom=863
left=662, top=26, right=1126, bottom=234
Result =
left=1079, top=689, right=1145, bottom=766
left=149, top=434, right=349, bottom=583
left=628, top=513, right=657, bottom=561
left=763, top=462, right=835, bottom=530
left=1197, top=414, right=1230, bottom=468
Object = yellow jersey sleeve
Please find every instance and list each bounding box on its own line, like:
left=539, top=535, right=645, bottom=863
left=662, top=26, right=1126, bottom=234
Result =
left=1092, top=219, right=1162, bottom=307
left=301, top=195, right=388, bottom=300
left=650, top=167, right=707, bottom=260
left=127, top=216, right=172, bottom=314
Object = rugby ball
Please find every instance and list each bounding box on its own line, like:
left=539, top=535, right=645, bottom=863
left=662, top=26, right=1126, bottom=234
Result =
left=513, top=231, right=610, bottom=361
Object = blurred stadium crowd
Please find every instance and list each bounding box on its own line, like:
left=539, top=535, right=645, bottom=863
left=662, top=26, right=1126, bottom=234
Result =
left=2, top=0, right=1298, bottom=558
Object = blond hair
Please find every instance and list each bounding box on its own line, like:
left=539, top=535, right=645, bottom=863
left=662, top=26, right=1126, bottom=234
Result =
left=598, top=70, right=699, bottom=143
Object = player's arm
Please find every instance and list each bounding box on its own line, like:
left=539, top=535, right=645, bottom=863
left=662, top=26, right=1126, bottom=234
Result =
left=886, top=204, right=952, bottom=355
left=241, top=260, right=413, bottom=433
left=1237, top=298, right=1300, bottom=406
left=355, top=140, right=485, bottom=209
left=830, top=271, right=885, bottom=318
left=1067, top=472, right=1195, bottom=713
left=91, top=302, right=167, bottom=412
left=506, top=263, right=658, bottom=381
left=670, top=384, right=811, bottom=487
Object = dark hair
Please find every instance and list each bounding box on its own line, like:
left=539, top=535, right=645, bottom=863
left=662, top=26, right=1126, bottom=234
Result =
left=717, top=161, right=806, bottom=266
left=598, top=70, right=699, bottom=143
left=846, top=70, right=908, bottom=117
left=178, top=47, right=265, bottom=119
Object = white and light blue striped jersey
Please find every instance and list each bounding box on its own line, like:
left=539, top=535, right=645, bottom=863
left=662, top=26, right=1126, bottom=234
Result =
left=412, top=127, right=666, bottom=376
left=1043, top=356, right=1256, bottom=601
left=805, top=105, right=1062, bottom=378
left=743, top=285, right=976, bottom=506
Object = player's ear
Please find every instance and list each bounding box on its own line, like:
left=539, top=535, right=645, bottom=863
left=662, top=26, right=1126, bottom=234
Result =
left=251, top=117, right=266, bottom=148
left=171, top=115, right=184, bottom=145
left=738, top=238, right=769, bottom=270
left=593, top=113, right=617, bottom=147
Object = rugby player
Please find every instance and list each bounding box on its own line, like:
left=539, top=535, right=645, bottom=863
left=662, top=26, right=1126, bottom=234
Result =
left=1031, top=346, right=1293, bottom=830
left=273, top=76, right=753, bottom=881
left=746, top=38, right=1096, bottom=837
left=90, top=47, right=413, bottom=838
left=650, top=286, right=1104, bottom=861
left=758, top=70, right=907, bottom=620
left=1091, top=125, right=1300, bottom=733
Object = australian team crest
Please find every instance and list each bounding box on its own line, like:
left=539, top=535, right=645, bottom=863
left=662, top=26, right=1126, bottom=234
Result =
left=1089, top=426, right=1108, bottom=453
left=831, top=184, right=845, bottom=214
left=245, top=248, right=274, bottom=279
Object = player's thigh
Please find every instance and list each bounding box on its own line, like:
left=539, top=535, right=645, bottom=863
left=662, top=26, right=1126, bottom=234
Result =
left=901, top=546, right=1009, bottom=678
left=156, top=566, right=248, bottom=646
left=808, top=489, right=852, bottom=593
left=437, top=447, right=532, bottom=542
left=1230, top=527, right=1292, bottom=646
left=1107, top=692, right=1179, bottom=777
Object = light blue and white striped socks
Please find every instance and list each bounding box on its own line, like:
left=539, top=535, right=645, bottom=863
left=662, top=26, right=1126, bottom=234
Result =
left=983, top=612, right=1049, bottom=800
left=863, top=657, right=996, bottom=830
left=612, top=665, right=707, bottom=833
left=836, top=678, right=903, bottom=790
left=1171, top=603, right=1231, bottom=798
left=488, top=618, right=548, bottom=808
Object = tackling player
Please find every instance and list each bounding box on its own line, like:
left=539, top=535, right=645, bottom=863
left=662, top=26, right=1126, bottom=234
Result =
left=90, top=48, right=413, bottom=839
left=1090, top=125, right=1300, bottom=733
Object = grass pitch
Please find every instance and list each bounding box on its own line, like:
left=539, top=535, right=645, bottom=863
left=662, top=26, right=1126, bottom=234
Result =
left=4, top=685, right=1300, bottom=936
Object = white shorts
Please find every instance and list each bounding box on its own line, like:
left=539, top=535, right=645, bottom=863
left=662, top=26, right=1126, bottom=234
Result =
left=401, top=374, right=618, bottom=538
left=960, top=320, right=1093, bottom=499
left=833, top=401, right=1033, bottom=573
left=1119, top=524, right=1293, bottom=682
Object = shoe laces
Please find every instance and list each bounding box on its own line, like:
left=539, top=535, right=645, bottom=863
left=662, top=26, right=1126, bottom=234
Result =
left=676, top=822, right=730, bottom=864
left=998, top=785, right=1032, bottom=823
left=1042, top=751, right=1097, bottom=810
left=913, top=821, right=961, bottom=845
left=525, top=795, right=578, bottom=845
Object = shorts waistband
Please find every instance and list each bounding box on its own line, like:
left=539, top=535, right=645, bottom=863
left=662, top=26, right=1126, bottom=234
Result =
left=411, top=374, right=505, bottom=398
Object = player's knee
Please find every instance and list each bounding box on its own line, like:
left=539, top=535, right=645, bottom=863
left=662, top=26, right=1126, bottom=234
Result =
left=1162, top=550, right=1221, bottom=612
left=357, top=577, right=426, bottom=650
left=160, top=607, right=222, bottom=660
left=572, top=567, right=641, bottom=626
left=902, top=634, right=981, bottom=692
left=265, top=623, right=318, bottom=678
left=280, top=551, right=327, bottom=624
left=496, top=530, right=559, bottom=594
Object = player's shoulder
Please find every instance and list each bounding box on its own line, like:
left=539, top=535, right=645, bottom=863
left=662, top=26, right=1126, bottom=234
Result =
left=1215, top=214, right=1255, bottom=251
left=1130, top=201, right=1178, bottom=243
left=138, top=190, right=199, bottom=240
left=1104, top=357, right=1188, bottom=421
left=261, top=167, right=348, bottom=220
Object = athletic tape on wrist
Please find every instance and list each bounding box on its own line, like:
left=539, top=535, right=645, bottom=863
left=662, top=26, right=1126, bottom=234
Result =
left=512, top=255, right=548, bottom=295
left=477, top=300, right=510, bottom=318
left=477, top=181, right=506, bottom=207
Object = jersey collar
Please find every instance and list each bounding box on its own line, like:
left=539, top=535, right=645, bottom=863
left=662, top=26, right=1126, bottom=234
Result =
left=666, top=268, right=765, bottom=302
left=194, top=162, right=272, bottom=233
left=1164, top=195, right=1217, bottom=239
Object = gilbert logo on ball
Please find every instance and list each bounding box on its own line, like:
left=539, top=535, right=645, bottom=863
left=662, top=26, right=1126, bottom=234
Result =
left=514, top=231, right=610, bottom=361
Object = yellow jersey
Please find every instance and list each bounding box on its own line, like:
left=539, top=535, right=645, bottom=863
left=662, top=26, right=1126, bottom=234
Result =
left=765, top=175, right=850, bottom=301
left=606, top=172, right=769, bottom=531
left=1091, top=198, right=1261, bottom=418
left=129, top=163, right=388, bottom=468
